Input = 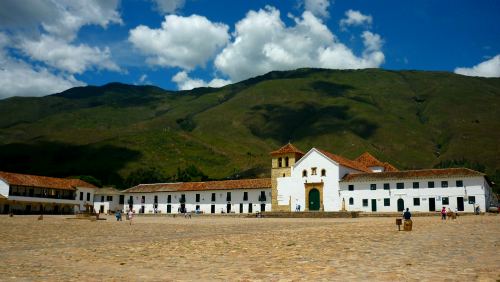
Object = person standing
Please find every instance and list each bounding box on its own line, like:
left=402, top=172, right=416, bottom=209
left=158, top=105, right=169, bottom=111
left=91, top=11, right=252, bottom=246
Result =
left=128, top=209, right=134, bottom=225
left=440, top=207, right=447, bottom=220
left=403, top=208, right=411, bottom=220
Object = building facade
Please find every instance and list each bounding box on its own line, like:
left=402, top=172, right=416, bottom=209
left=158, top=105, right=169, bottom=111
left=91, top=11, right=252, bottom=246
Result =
left=0, top=171, right=97, bottom=214
left=93, top=188, right=124, bottom=214
left=123, top=179, right=271, bottom=214
left=273, top=144, right=495, bottom=213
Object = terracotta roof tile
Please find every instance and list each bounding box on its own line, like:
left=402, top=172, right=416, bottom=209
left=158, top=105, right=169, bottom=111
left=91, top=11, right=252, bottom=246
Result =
left=95, top=187, right=123, bottom=195
left=341, top=168, right=484, bottom=182
left=124, top=178, right=271, bottom=193
left=270, top=143, right=304, bottom=156
left=0, top=171, right=97, bottom=190
left=318, top=150, right=372, bottom=173
left=355, top=152, right=398, bottom=172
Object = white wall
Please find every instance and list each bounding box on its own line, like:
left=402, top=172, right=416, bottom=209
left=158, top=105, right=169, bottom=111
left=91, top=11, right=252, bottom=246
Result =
left=340, top=176, right=489, bottom=212
left=93, top=194, right=123, bottom=214
left=0, top=179, right=9, bottom=198
left=75, top=187, right=96, bottom=212
left=124, top=189, right=271, bottom=214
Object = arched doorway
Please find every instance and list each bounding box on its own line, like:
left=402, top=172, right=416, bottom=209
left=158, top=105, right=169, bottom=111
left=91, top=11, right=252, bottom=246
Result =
left=309, top=189, right=320, bottom=211
left=397, top=198, right=405, bottom=212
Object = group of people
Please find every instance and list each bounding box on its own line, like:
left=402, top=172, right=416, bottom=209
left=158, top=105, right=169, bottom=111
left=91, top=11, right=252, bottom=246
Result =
left=114, top=209, right=135, bottom=225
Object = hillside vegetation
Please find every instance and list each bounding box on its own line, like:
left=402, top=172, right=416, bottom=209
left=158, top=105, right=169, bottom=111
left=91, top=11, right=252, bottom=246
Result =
left=0, top=69, right=499, bottom=188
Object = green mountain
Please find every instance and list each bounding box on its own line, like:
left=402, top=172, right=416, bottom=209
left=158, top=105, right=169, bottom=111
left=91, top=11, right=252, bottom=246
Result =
left=0, top=68, right=499, bottom=188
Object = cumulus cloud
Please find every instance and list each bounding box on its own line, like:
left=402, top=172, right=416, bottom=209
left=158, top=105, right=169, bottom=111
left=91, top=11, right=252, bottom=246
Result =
left=454, top=55, right=500, bottom=78
left=172, top=71, right=231, bottom=90
left=151, top=0, right=185, bottom=14
left=129, top=14, right=229, bottom=70
left=20, top=35, right=120, bottom=74
left=340, top=9, right=372, bottom=29
left=0, top=38, right=84, bottom=98
left=0, top=0, right=122, bottom=41
left=214, top=7, right=384, bottom=82
left=304, top=0, right=330, bottom=18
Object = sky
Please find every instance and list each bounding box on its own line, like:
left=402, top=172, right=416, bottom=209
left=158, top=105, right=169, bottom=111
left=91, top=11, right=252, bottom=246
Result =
left=0, top=0, right=499, bottom=99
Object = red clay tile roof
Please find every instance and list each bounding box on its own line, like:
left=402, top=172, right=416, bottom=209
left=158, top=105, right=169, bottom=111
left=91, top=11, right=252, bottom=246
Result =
left=318, top=150, right=372, bottom=173
left=341, top=168, right=484, bottom=182
left=270, top=143, right=304, bottom=156
left=0, top=171, right=97, bottom=190
left=124, top=178, right=271, bottom=193
left=95, top=187, right=123, bottom=195
left=355, top=152, right=398, bottom=172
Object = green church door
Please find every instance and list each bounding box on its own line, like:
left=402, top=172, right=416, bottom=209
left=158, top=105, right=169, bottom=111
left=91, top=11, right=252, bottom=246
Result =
left=397, top=198, right=405, bottom=212
left=309, top=189, right=320, bottom=211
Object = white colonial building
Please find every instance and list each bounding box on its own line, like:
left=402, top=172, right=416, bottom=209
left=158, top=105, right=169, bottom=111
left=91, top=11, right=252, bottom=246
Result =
left=0, top=171, right=97, bottom=214
left=272, top=143, right=495, bottom=213
left=93, top=187, right=124, bottom=214
left=122, top=179, right=271, bottom=214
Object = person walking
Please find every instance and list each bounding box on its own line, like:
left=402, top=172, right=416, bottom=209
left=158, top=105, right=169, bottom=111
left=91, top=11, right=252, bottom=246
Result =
left=128, top=209, right=134, bottom=225
left=440, top=207, right=447, bottom=220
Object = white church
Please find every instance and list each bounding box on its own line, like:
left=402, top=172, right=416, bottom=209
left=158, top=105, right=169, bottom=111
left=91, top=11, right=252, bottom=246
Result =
left=271, top=143, right=495, bottom=213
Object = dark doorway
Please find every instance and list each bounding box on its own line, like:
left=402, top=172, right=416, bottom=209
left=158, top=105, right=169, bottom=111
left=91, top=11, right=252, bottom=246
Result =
left=54, top=205, right=59, bottom=213
left=248, top=203, right=253, bottom=213
left=211, top=205, right=215, bottom=214
left=226, top=204, right=231, bottom=213
left=26, top=205, right=31, bottom=213
left=180, top=203, right=186, bottom=213
left=239, top=203, right=243, bottom=213
left=371, top=199, right=377, bottom=212
left=100, top=205, right=104, bottom=213
left=397, top=198, right=404, bottom=212
left=260, top=204, right=266, bottom=212
left=457, top=197, right=464, bottom=211
left=308, top=188, right=320, bottom=211
left=429, top=198, right=436, bottom=211
left=167, top=205, right=171, bottom=213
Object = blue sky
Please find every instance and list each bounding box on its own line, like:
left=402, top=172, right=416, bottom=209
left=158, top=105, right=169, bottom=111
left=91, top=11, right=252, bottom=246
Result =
left=0, top=0, right=499, bottom=98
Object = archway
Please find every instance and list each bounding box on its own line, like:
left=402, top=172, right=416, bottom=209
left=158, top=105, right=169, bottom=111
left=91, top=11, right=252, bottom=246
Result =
left=397, top=198, right=405, bottom=212
left=308, top=189, right=320, bottom=211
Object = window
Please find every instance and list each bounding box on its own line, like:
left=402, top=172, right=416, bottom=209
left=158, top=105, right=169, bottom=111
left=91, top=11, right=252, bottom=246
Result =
left=79, top=192, right=83, bottom=201
left=167, top=195, right=171, bottom=203
left=321, top=169, right=326, bottom=176
left=243, top=192, right=248, bottom=201
left=259, top=191, right=267, bottom=201
left=456, top=180, right=463, bottom=187
left=428, top=181, right=435, bottom=188
left=285, top=157, right=289, bottom=167
left=370, top=184, right=377, bottom=190
left=384, top=198, right=390, bottom=206
left=442, top=197, right=449, bottom=205
left=119, top=195, right=124, bottom=205
left=441, top=181, right=448, bottom=188
left=302, top=170, right=307, bottom=177
left=468, top=196, right=475, bottom=204
left=413, top=198, right=420, bottom=206
left=383, top=183, right=390, bottom=190
left=196, top=194, right=200, bottom=202
left=107, top=196, right=113, bottom=201
left=226, top=192, right=231, bottom=201
left=278, top=157, right=282, bottom=167
left=349, top=197, right=354, bottom=205
left=141, top=196, right=145, bottom=204
left=348, top=185, right=354, bottom=191
left=211, top=193, right=216, bottom=202
left=396, top=183, right=404, bottom=189
left=311, top=167, right=317, bottom=175
left=413, top=182, right=419, bottom=189
left=101, top=195, right=105, bottom=202
left=362, top=199, right=368, bottom=207
left=180, top=194, right=186, bottom=203
left=86, top=193, right=90, bottom=201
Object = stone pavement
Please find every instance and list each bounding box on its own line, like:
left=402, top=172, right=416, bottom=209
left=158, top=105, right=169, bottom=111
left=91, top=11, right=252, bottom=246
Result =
left=0, top=214, right=498, bottom=281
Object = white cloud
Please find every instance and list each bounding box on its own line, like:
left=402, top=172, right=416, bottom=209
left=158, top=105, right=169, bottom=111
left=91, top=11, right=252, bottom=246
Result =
left=129, top=14, right=229, bottom=70
left=139, top=74, right=148, bottom=84
left=151, top=0, right=185, bottom=14
left=0, top=0, right=122, bottom=41
left=0, top=40, right=84, bottom=99
left=304, top=0, right=330, bottom=18
left=454, top=55, right=500, bottom=78
left=214, top=7, right=384, bottom=82
left=172, top=71, right=231, bottom=90
left=20, top=35, right=120, bottom=74
left=340, top=9, right=372, bottom=29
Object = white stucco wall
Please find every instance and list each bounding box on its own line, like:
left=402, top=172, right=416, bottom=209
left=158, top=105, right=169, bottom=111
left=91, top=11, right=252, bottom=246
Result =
left=75, top=187, right=96, bottom=212
left=93, top=194, right=123, bottom=214
left=124, top=189, right=271, bottom=214
left=340, top=176, right=489, bottom=212
left=0, top=179, right=9, bottom=198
